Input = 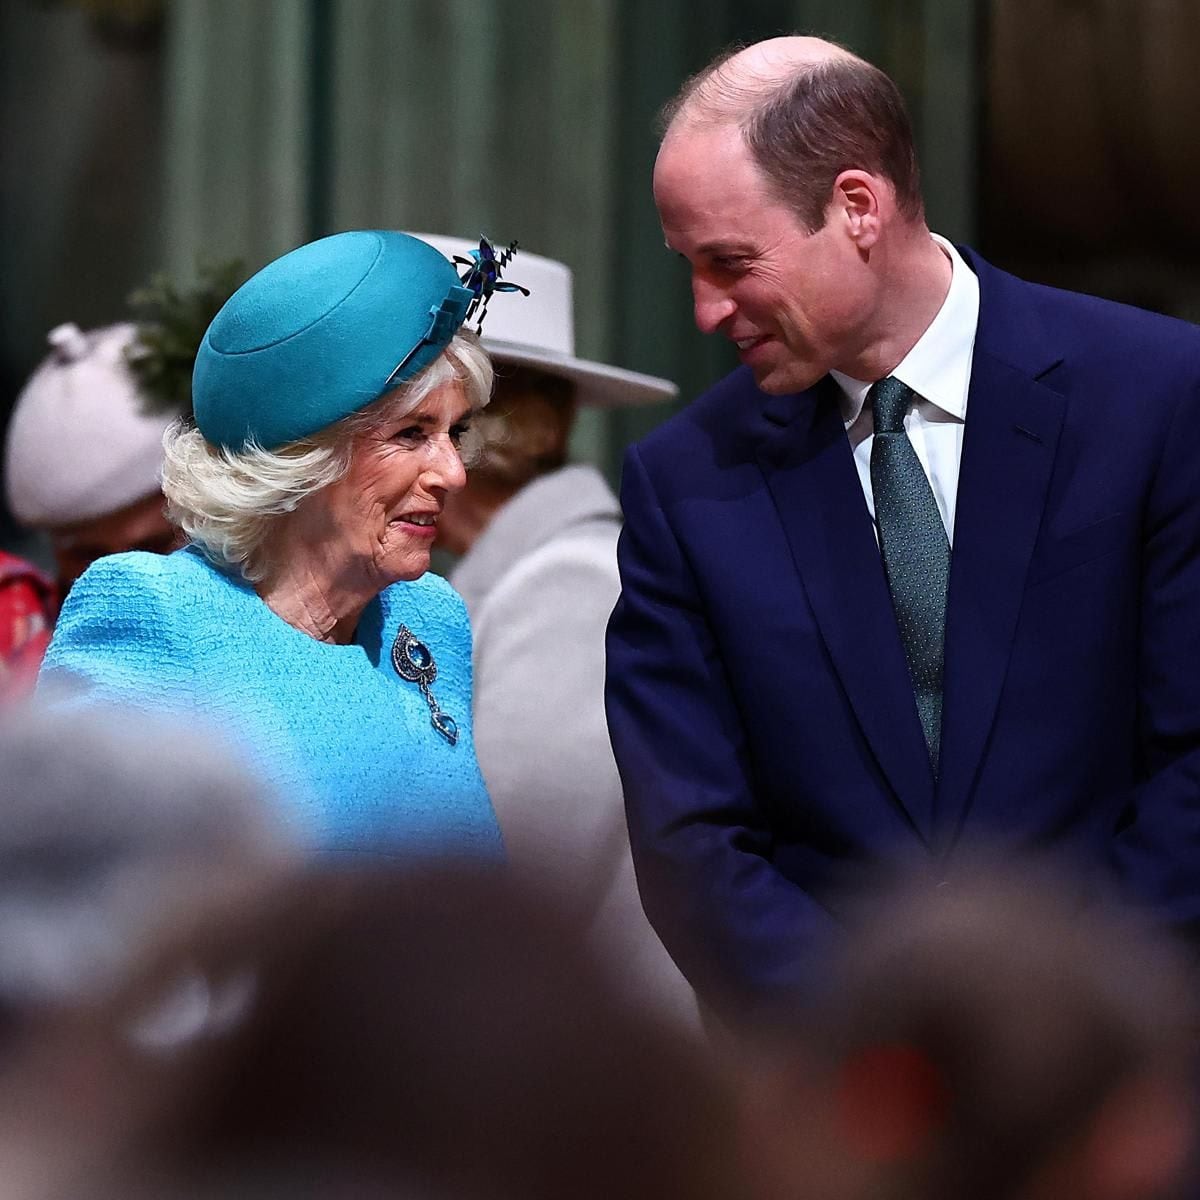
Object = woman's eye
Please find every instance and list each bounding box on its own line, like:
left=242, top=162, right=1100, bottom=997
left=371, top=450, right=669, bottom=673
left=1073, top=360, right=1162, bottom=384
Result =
left=392, top=425, right=424, bottom=443
left=449, top=423, right=471, bottom=446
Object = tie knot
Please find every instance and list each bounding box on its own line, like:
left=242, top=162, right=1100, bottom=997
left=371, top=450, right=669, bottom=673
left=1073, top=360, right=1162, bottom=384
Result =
left=869, top=376, right=913, bottom=434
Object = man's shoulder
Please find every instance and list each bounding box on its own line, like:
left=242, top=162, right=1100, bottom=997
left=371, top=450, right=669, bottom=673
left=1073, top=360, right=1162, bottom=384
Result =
left=1031, top=280, right=1198, bottom=346
left=632, top=366, right=767, bottom=469
left=969, top=249, right=1200, bottom=369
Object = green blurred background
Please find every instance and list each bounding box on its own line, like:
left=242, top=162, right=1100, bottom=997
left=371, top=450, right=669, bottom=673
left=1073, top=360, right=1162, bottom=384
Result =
left=2, top=0, right=1198, bottom=551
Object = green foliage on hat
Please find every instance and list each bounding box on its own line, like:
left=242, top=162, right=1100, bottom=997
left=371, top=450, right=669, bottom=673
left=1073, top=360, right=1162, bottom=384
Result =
left=125, top=259, right=244, bottom=421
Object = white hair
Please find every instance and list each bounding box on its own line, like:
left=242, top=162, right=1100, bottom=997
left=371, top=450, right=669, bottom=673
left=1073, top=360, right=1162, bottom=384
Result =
left=162, top=332, right=492, bottom=582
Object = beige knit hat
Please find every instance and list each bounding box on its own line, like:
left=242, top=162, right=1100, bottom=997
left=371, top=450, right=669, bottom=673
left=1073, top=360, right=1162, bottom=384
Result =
left=5, top=322, right=173, bottom=528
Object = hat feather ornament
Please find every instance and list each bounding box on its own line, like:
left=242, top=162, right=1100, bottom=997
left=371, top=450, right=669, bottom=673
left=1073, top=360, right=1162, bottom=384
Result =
left=452, top=237, right=530, bottom=332
left=408, top=233, right=678, bottom=409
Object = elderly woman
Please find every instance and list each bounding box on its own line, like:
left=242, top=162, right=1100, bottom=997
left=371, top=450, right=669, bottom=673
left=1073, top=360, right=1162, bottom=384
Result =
left=39, top=230, right=506, bottom=858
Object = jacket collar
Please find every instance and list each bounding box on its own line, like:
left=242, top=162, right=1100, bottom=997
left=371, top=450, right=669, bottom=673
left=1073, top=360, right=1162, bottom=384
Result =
left=450, top=464, right=620, bottom=617
left=749, top=248, right=1068, bottom=843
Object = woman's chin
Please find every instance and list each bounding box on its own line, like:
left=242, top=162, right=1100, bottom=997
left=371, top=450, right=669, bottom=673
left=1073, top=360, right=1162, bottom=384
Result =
left=376, top=551, right=431, bottom=586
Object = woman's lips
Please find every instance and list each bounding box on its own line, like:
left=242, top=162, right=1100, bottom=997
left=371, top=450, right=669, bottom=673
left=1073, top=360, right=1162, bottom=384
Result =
left=392, top=512, right=439, bottom=537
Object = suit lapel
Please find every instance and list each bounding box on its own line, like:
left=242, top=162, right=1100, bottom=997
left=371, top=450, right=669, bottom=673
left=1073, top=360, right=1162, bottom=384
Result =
left=755, top=378, right=937, bottom=839
left=936, top=253, right=1067, bottom=842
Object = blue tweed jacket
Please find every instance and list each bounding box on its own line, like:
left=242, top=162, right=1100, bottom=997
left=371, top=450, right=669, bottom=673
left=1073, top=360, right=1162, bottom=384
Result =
left=39, top=546, right=502, bottom=860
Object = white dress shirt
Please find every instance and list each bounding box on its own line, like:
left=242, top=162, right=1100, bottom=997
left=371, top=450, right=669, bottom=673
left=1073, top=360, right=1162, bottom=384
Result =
left=830, top=235, right=980, bottom=546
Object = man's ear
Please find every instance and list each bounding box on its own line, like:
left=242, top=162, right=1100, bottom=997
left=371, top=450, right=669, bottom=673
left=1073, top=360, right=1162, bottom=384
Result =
left=832, top=170, right=884, bottom=250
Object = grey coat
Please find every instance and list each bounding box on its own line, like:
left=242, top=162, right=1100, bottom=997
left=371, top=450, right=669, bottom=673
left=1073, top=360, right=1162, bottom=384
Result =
left=452, top=465, right=696, bottom=1028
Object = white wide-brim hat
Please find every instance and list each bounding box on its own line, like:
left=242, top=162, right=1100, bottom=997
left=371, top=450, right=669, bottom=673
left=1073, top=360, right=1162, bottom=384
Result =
left=5, top=323, right=171, bottom=528
left=412, top=234, right=677, bottom=409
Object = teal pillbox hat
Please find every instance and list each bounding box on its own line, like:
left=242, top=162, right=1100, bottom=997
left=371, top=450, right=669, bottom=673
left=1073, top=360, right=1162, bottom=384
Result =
left=192, top=231, right=472, bottom=451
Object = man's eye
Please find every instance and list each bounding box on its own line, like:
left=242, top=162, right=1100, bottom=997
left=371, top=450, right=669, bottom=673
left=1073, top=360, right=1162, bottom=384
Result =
left=712, top=256, right=747, bottom=272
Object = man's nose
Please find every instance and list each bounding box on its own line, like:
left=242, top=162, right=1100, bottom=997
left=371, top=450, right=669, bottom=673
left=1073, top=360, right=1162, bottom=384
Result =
left=692, top=276, right=735, bottom=335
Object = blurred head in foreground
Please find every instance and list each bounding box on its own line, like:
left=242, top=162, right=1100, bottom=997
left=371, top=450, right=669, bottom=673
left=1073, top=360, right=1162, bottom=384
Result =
left=5, top=866, right=736, bottom=1200
left=743, top=864, right=1199, bottom=1200
left=0, top=701, right=286, bottom=1020
left=0, top=701, right=288, bottom=1199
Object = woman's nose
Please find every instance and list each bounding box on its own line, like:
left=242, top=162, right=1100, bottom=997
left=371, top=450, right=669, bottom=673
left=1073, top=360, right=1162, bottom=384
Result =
left=424, top=435, right=467, bottom=493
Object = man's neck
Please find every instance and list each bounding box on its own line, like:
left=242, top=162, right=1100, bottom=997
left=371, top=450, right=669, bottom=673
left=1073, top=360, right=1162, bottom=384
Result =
left=843, top=227, right=954, bottom=382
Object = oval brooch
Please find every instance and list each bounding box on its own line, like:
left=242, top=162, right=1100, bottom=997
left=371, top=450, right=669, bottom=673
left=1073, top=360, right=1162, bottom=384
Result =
left=391, top=624, right=458, bottom=746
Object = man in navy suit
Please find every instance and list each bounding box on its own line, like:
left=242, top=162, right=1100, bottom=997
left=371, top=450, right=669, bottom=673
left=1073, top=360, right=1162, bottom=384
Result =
left=605, top=35, right=1200, bottom=1021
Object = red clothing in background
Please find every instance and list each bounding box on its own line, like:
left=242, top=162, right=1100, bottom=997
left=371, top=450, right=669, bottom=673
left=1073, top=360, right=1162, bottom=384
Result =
left=0, top=551, right=57, bottom=702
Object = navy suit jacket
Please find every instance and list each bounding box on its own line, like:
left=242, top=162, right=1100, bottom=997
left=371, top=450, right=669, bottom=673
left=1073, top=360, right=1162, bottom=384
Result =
left=605, top=249, right=1200, bottom=1016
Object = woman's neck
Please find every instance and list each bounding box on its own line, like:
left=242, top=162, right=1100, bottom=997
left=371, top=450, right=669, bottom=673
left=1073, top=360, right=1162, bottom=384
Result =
left=256, top=559, right=369, bottom=645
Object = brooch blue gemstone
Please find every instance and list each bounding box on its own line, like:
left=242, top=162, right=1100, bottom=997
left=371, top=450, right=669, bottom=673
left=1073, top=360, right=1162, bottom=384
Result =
left=432, top=711, right=458, bottom=744
left=391, top=624, right=458, bottom=746
left=395, top=632, right=435, bottom=680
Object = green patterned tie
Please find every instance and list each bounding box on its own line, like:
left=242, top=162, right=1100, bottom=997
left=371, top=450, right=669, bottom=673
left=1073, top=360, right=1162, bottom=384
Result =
left=869, top=377, right=950, bottom=771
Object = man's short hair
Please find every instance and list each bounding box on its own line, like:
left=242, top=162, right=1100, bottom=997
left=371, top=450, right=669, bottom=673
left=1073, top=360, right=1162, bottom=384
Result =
left=662, top=49, right=924, bottom=233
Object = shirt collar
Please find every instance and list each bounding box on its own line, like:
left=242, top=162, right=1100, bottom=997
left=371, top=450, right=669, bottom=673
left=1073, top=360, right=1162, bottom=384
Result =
left=831, top=233, right=980, bottom=427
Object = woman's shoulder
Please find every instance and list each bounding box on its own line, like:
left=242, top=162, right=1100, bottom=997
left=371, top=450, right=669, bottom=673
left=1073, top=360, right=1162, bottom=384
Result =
left=40, top=552, right=187, bottom=701
left=375, top=573, right=473, bottom=674
left=380, top=571, right=469, bottom=627
left=71, top=544, right=221, bottom=590
left=476, top=525, right=621, bottom=635
left=48, top=547, right=241, bottom=659
left=60, top=549, right=171, bottom=621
